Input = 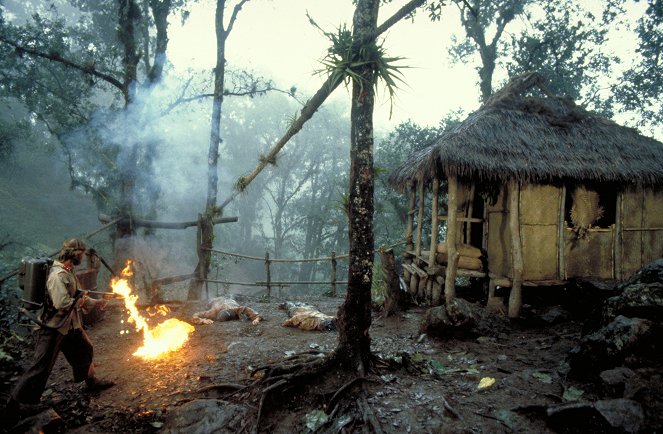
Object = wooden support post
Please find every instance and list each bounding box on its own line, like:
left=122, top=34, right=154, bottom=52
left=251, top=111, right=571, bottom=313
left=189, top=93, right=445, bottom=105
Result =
left=614, top=191, right=623, bottom=280
left=465, top=183, right=476, bottom=244
left=331, top=251, right=337, bottom=297
left=508, top=180, right=524, bottom=318
left=265, top=251, right=272, bottom=299
left=415, top=178, right=425, bottom=258
left=444, top=175, right=460, bottom=305
left=488, top=278, right=497, bottom=300
left=558, top=185, right=566, bottom=280
left=406, top=182, right=416, bottom=251
left=429, top=178, right=442, bottom=305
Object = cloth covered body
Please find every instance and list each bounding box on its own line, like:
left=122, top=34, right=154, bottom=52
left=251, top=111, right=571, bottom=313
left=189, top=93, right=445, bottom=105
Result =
left=192, top=297, right=262, bottom=325
left=280, top=302, right=337, bottom=331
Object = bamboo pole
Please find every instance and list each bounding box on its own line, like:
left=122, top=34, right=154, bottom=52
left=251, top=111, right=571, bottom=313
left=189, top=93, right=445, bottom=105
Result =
left=508, top=180, right=524, bottom=318
left=428, top=178, right=440, bottom=266
left=558, top=185, right=566, bottom=280
left=415, top=178, right=425, bottom=258
left=405, top=182, right=416, bottom=251
left=612, top=192, right=624, bottom=280
left=444, top=175, right=460, bottom=305
left=429, top=178, right=442, bottom=305
left=465, top=183, right=476, bottom=243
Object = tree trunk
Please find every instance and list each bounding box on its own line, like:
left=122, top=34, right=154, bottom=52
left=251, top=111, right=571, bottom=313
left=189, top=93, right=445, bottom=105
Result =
left=335, top=0, right=379, bottom=373
left=113, top=0, right=141, bottom=268
left=188, top=0, right=237, bottom=300
left=381, top=248, right=406, bottom=316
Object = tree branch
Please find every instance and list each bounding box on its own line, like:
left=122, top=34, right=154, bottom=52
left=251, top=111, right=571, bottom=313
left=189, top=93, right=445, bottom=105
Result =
left=218, top=0, right=426, bottom=211
left=226, top=0, right=251, bottom=35
left=0, top=36, right=125, bottom=92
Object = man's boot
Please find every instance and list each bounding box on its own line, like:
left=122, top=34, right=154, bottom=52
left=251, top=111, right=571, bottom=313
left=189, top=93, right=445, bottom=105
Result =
left=84, top=376, right=115, bottom=393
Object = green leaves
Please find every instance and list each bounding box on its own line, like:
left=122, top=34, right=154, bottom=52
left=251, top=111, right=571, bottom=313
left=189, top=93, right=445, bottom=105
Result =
left=311, top=18, right=407, bottom=117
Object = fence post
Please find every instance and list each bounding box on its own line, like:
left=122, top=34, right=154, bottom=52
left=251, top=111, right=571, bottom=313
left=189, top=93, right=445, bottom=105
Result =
left=330, top=251, right=337, bottom=297
left=265, top=251, right=271, bottom=299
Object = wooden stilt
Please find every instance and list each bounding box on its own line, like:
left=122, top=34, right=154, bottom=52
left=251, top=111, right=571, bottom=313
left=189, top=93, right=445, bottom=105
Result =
left=444, top=175, right=460, bottom=305
left=405, top=182, right=416, bottom=251
left=508, top=179, right=524, bottom=318
left=415, top=178, right=425, bottom=259
left=429, top=178, right=442, bottom=305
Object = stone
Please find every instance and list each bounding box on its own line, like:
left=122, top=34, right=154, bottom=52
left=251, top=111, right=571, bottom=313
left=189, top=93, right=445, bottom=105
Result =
left=161, top=399, right=250, bottom=434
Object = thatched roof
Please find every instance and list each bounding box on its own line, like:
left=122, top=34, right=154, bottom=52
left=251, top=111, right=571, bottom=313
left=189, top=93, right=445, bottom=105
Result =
left=389, top=72, right=663, bottom=191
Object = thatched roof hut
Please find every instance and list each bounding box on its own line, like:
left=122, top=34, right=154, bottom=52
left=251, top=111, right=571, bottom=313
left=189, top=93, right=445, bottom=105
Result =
left=390, top=73, right=663, bottom=189
left=389, top=72, right=663, bottom=318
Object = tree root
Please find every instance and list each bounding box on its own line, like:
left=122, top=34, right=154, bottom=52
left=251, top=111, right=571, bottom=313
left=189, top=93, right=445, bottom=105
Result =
left=357, top=396, right=384, bottom=434
left=255, top=379, right=287, bottom=432
left=245, top=350, right=394, bottom=433
left=251, top=350, right=329, bottom=382
left=166, top=382, right=246, bottom=397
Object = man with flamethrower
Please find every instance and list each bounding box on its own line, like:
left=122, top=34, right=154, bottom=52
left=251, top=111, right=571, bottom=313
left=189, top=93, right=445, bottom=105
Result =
left=3, top=238, right=115, bottom=427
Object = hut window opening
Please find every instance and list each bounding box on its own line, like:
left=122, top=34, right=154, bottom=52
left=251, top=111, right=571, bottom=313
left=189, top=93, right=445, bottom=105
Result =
left=564, top=183, right=617, bottom=237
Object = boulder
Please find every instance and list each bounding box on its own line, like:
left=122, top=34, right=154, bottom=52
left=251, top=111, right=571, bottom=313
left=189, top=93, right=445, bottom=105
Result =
left=161, top=399, right=249, bottom=434
left=421, top=298, right=507, bottom=338
left=546, top=399, right=644, bottom=433
left=568, top=316, right=660, bottom=378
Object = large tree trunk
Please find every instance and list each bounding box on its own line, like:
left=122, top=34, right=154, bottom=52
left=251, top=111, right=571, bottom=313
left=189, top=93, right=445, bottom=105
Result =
left=187, top=0, right=234, bottom=300
left=113, top=0, right=141, bottom=268
left=335, top=0, right=379, bottom=373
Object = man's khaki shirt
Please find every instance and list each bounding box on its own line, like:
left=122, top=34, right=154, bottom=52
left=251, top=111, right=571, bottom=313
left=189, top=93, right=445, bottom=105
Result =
left=43, top=261, right=88, bottom=334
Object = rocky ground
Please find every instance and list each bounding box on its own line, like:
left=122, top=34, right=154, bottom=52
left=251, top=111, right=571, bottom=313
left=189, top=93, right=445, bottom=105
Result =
left=1, top=276, right=661, bottom=433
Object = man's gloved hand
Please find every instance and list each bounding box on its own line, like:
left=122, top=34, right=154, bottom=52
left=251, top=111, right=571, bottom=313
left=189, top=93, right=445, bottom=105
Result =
left=94, top=297, right=109, bottom=310
left=75, top=291, right=89, bottom=308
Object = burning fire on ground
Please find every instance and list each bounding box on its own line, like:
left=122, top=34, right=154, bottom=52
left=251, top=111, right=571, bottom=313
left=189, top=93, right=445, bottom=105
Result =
left=111, top=261, right=195, bottom=360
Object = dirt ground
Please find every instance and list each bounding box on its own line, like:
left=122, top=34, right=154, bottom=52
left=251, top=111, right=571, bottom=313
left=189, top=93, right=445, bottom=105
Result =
left=1, top=288, right=604, bottom=434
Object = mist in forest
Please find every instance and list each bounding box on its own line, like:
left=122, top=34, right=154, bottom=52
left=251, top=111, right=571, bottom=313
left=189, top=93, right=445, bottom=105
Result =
left=0, top=0, right=660, bottom=300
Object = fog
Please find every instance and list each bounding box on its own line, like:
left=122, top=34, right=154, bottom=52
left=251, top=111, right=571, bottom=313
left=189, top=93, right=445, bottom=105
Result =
left=0, top=0, right=659, bottom=301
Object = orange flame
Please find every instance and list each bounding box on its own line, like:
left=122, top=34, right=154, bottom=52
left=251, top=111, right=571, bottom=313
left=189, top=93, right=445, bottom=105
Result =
left=111, top=261, right=194, bottom=360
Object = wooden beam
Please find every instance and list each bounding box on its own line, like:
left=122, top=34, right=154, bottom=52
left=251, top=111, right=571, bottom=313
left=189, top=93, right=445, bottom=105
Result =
left=98, top=213, right=238, bottom=229
left=437, top=216, right=484, bottom=223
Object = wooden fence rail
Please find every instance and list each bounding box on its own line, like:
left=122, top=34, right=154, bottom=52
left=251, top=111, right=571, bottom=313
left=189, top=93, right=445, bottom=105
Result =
left=203, top=247, right=349, bottom=297
left=202, top=240, right=406, bottom=298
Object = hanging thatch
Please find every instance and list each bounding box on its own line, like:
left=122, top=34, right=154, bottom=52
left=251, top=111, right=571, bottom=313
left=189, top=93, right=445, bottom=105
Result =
left=389, top=72, right=663, bottom=191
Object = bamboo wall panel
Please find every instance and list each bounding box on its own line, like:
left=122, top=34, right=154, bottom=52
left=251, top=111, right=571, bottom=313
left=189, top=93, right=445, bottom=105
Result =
left=643, top=189, right=663, bottom=227
left=643, top=231, right=663, bottom=265
left=621, top=231, right=643, bottom=277
left=622, top=187, right=644, bottom=228
left=520, top=184, right=560, bottom=225
left=521, top=224, right=559, bottom=280
left=487, top=210, right=511, bottom=277
left=642, top=189, right=663, bottom=266
left=565, top=231, right=614, bottom=279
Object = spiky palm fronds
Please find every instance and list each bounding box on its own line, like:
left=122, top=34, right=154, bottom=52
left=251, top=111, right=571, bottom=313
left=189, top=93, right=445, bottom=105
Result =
left=309, top=15, right=407, bottom=116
